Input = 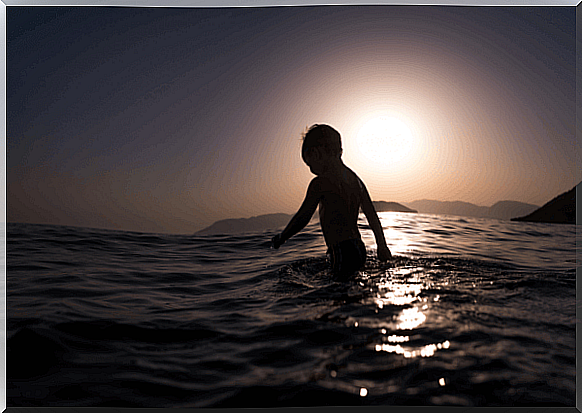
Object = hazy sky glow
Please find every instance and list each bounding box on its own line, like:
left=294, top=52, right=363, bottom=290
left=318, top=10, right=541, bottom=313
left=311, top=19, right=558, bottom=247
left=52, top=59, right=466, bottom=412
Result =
left=8, top=6, right=578, bottom=233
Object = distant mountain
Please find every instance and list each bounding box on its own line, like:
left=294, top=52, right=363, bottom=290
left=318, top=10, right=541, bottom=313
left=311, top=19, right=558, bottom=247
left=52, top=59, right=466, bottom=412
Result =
left=511, top=184, right=577, bottom=224
left=405, top=199, right=539, bottom=220
left=196, top=193, right=549, bottom=236
left=488, top=201, right=539, bottom=220
left=372, top=201, right=417, bottom=213
left=405, top=200, right=490, bottom=218
left=196, top=213, right=292, bottom=235
left=197, top=200, right=416, bottom=235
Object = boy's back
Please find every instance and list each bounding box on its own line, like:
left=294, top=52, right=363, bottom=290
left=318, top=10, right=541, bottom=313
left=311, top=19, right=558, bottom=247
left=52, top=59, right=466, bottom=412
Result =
left=314, top=165, right=363, bottom=248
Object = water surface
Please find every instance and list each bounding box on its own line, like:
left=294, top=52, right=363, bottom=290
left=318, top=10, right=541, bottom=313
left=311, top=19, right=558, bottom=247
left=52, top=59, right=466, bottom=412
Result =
left=7, top=213, right=576, bottom=407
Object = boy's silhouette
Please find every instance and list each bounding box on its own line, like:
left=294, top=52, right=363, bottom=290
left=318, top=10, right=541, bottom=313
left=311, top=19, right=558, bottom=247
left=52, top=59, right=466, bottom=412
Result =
left=272, top=124, right=392, bottom=280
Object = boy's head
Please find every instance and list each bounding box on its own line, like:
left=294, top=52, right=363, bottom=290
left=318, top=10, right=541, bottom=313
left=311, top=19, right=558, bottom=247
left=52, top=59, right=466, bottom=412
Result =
left=301, top=124, right=343, bottom=163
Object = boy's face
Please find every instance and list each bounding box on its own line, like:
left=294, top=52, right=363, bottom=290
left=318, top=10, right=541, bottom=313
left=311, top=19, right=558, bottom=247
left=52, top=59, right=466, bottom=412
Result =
left=302, top=149, right=323, bottom=175
left=303, top=148, right=331, bottom=176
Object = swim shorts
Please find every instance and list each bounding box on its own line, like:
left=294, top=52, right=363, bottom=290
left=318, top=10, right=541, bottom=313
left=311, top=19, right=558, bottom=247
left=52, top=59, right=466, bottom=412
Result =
left=329, top=238, right=367, bottom=281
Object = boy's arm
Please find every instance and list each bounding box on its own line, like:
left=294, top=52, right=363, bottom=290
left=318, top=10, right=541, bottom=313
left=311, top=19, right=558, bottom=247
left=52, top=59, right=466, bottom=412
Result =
left=360, top=181, right=392, bottom=261
left=272, top=178, right=321, bottom=249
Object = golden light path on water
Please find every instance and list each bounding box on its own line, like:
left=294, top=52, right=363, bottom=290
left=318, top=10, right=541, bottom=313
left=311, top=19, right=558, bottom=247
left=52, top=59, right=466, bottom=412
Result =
left=361, top=212, right=418, bottom=258
left=354, top=212, right=454, bottom=396
left=365, top=267, right=450, bottom=359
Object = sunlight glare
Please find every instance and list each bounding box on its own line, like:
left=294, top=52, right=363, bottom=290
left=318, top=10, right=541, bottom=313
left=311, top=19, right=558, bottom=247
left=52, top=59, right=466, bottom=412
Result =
left=357, top=116, right=414, bottom=166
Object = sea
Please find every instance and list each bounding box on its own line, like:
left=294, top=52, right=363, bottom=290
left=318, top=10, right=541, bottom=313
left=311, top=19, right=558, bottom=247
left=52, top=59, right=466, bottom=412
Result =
left=6, top=212, right=578, bottom=408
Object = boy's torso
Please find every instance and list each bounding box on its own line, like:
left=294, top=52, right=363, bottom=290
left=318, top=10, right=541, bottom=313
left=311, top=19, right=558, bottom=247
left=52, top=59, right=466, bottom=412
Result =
left=316, top=165, right=363, bottom=248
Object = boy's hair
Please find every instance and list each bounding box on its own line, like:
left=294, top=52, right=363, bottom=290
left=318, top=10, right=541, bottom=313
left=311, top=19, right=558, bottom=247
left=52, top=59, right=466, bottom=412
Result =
left=301, top=124, right=342, bottom=158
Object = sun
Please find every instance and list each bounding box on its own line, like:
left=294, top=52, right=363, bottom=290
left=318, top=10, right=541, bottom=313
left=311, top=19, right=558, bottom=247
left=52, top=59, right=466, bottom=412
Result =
left=356, top=117, right=414, bottom=166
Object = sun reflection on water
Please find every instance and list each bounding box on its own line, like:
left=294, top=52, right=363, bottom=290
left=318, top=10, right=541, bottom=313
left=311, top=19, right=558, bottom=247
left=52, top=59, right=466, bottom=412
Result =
left=364, top=258, right=453, bottom=360
left=378, top=212, right=418, bottom=256
left=375, top=340, right=450, bottom=359
left=373, top=267, right=424, bottom=308
left=397, top=306, right=426, bottom=330
left=357, top=214, right=456, bottom=361
left=387, top=334, right=409, bottom=343
left=360, top=212, right=417, bottom=256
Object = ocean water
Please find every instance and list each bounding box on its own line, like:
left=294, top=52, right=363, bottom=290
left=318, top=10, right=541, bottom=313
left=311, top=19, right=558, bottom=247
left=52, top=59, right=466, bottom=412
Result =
left=7, top=213, right=577, bottom=407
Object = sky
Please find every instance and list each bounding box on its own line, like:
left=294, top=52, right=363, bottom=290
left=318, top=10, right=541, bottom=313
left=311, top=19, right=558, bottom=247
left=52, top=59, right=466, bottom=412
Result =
left=7, top=6, right=579, bottom=234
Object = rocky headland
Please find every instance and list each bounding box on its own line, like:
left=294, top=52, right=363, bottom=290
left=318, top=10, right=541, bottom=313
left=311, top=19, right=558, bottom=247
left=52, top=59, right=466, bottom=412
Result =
left=511, top=184, right=577, bottom=224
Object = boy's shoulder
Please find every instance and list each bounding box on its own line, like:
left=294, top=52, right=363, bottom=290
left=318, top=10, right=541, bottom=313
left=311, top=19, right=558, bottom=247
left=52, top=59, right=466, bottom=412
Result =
left=311, top=166, right=365, bottom=192
left=340, top=165, right=365, bottom=191
left=342, top=164, right=362, bottom=179
left=307, top=176, right=337, bottom=196
left=308, top=175, right=328, bottom=190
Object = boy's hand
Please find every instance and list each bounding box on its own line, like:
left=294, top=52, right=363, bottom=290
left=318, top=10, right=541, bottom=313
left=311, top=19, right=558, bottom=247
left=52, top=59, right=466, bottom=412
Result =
left=271, top=234, right=284, bottom=249
left=377, top=245, right=392, bottom=262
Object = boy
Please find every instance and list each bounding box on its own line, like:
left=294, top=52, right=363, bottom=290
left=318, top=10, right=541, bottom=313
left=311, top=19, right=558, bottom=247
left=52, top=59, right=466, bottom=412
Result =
left=272, top=124, right=392, bottom=280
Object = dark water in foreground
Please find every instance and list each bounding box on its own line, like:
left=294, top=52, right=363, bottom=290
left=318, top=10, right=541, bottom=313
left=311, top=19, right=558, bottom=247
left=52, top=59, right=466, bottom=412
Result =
left=7, top=213, right=577, bottom=407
